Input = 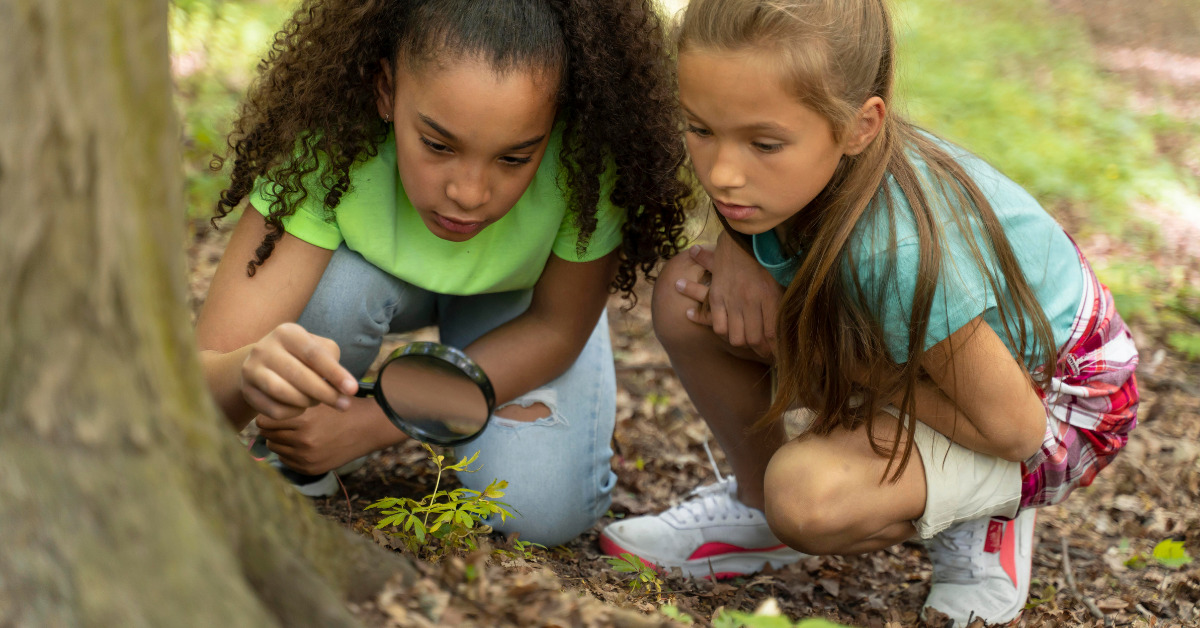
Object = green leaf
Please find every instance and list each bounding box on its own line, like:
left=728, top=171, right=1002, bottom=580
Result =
left=1153, top=539, right=1193, bottom=568
left=1124, top=553, right=1149, bottom=569
left=606, top=554, right=641, bottom=573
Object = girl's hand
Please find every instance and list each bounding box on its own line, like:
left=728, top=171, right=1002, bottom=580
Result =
left=256, top=399, right=388, bottom=475
left=676, top=233, right=782, bottom=359
left=240, top=322, right=358, bottom=421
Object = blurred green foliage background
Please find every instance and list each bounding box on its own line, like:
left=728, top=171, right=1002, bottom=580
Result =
left=170, top=0, right=1200, bottom=357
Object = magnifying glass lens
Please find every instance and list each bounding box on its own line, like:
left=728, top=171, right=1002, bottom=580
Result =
left=376, top=354, right=490, bottom=443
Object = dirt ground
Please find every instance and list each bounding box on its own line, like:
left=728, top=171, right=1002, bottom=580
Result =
left=184, top=2, right=1200, bottom=626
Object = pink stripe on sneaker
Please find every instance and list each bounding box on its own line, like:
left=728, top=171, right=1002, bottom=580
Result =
left=998, top=519, right=1019, bottom=588
left=687, top=542, right=788, bottom=560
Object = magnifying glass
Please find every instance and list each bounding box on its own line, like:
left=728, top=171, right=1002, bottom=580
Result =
left=355, top=341, right=495, bottom=447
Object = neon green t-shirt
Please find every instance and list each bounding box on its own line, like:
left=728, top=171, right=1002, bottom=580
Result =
left=250, top=128, right=625, bottom=295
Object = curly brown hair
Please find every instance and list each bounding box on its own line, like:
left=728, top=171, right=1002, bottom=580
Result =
left=212, top=0, right=693, bottom=298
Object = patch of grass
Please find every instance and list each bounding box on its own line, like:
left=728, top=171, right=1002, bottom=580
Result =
left=893, top=0, right=1200, bottom=353
left=896, top=0, right=1183, bottom=238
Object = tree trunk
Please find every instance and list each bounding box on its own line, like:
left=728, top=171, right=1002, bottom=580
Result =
left=0, top=3, right=677, bottom=626
left=0, top=2, right=412, bottom=625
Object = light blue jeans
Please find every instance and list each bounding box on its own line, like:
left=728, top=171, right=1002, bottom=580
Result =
left=296, top=246, right=617, bottom=546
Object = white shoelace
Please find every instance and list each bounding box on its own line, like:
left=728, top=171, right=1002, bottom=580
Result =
left=927, top=519, right=988, bottom=584
left=662, top=441, right=758, bottom=525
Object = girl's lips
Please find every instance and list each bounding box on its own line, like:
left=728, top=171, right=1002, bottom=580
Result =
left=433, top=213, right=485, bottom=235
left=714, top=199, right=757, bottom=221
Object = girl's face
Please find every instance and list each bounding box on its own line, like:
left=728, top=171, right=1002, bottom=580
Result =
left=678, top=48, right=849, bottom=240
left=376, top=55, right=559, bottom=242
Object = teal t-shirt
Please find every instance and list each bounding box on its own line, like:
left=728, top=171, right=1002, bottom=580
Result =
left=249, top=128, right=625, bottom=295
left=753, top=142, right=1083, bottom=368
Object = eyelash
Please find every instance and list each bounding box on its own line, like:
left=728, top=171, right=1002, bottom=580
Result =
left=421, top=136, right=532, bottom=166
left=686, top=125, right=783, bottom=154
left=420, top=136, right=451, bottom=153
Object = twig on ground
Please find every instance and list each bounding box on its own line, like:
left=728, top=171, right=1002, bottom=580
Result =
left=1060, top=536, right=1109, bottom=625
left=336, top=471, right=352, bottom=519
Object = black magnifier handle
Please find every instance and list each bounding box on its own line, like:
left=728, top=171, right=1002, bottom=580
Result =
left=354, top=381, right=376, bottom=398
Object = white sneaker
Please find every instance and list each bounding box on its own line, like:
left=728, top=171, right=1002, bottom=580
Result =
left=599, top=477, right=805, bottom=579
left=922, top=509, right=1036, bottom=626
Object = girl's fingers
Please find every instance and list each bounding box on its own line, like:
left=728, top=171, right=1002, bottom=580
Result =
left=686, top=305, right=713, bottom=327
left=689, top=245, right=716, bottom=271
left=242, top=385, right=304, bottom=421
left=252, top=366, right=321, bottom=410
left=709, top=299, right=729, bottom=336
left=286, top=334, right=358, bottom=397
left=255, top=412, right=302, bottom=433
left=674, top=278, right=710, bottom=304
left=260, top=439, right=313, bottom=474
left=273, top=352, right=351, bottom=410
left=760, top=300, right=778, bottom=357
left=739, top=308, right=762, bottom=351
left=259, top=426, right=301, bottom=449
left=725, top=309, right=746, bottom=347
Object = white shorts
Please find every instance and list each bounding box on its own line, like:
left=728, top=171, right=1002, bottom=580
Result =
left=880, top=406, right=1023, bottom=539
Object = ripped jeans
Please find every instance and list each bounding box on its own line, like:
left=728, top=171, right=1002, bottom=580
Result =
left=296, top=246, right=617, bottom=546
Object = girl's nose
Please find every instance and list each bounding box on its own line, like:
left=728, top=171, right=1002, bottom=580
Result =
left=446, top=168, right=491, bottom=211
left=708, top=145, right=745, bottom=189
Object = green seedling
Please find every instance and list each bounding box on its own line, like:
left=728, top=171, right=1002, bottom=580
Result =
left=494, top=537, right=547, bottom=561
left=368, top=445, right=515, bottom=560
left=606, top=552, right=663, bottom=597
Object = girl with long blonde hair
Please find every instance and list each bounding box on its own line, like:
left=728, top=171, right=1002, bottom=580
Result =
left=601, top=0, right=1139, bottom=623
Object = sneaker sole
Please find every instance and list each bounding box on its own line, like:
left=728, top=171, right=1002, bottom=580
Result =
left=599, top=532, right=801, bottom=580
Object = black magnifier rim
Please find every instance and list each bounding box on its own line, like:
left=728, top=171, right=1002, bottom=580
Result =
left=372, top=342, right=495, bottom=447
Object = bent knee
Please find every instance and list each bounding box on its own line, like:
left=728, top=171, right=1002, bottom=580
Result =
left=651, top=254, right=710, bottom=346
left=763, top=440, right=859, bottom=554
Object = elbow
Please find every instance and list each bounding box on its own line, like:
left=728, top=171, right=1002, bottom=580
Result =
left=995, top=410, right=1046, bottom=463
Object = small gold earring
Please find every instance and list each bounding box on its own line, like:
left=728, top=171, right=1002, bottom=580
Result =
left=383, top=113, right=391, bottom=123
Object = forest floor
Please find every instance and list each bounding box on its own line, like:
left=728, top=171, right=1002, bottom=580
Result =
left=184, top=2, right=1200, bottom=626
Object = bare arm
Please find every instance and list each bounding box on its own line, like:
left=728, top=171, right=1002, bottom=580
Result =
left=464, top=250, right=619, bottom=406
left=904, top=317, right=1047, bottom=461
left=195, top=208, right=355, bottom=430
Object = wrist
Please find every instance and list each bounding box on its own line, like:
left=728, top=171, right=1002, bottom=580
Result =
left=200, top=347, right=257, bottom=430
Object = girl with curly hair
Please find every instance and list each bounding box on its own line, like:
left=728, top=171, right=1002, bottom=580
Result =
left=601, top=0, right=1138, bottom=623
left=195, top=0, right=690, bottom=546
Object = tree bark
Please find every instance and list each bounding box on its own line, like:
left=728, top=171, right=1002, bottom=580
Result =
left=0, top=2, right=412, bottom=625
